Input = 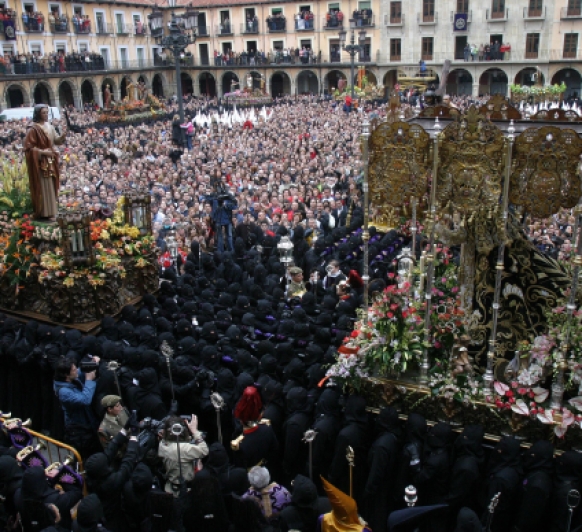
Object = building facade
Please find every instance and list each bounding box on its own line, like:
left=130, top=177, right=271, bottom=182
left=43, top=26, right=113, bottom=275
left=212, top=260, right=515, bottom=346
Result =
left=0, top=0, right=580, bottom=109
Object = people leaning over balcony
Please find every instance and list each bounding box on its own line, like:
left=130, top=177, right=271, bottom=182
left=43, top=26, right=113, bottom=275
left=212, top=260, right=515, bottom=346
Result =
left=295, top=9, right=313, bottom=30
left=20, top=10, right=44, bottom=31
left=352, top=8, right=372, bottom=26
left=0, top=51, right=105, bottom=75
left=266, top=12, right=286, bottom=31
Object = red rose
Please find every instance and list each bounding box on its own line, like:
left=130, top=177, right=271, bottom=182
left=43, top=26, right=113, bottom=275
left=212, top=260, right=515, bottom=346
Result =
left=505, top=390, right=514, bottom=398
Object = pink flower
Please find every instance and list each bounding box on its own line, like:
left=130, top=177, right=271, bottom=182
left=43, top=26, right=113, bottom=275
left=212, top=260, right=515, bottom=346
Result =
left=434, top=341, right=442, bottom=349
left=451, top=287, right=459, bottom=293
left=511, top=381, right=518, bottom=389
left=517, top=388, right=527, bottom=395
left=553, top=306, right=565, bottom=314
left=441, top=277, right=447, bottom=283
left=387, top=312, right=394, bottom=319
left=388, top=272, right=395, bottom=279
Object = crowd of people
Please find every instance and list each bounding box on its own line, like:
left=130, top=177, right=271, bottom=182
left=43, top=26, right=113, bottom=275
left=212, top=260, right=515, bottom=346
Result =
left=462, top=41, right=511, bottom=62
left=0, top=51, right=106, bottom=75
left=0, top=95, right=580, bottom=532
left=212, top=47, right=320, bottom=67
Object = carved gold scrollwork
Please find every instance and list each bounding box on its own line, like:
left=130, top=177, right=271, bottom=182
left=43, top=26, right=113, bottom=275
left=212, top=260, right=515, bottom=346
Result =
left=437, top=106, right=506, bottom=220
left=510, top=126, right=582, bottom=218
left=368, top=121, right=431, bottom=230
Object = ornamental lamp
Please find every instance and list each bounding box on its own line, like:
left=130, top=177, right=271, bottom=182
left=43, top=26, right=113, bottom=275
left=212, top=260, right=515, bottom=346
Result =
left=184, top=5, right=199, bottom=30
left=166, top=232, right=178, bottom=262
left=57, top=207, right=94, bottom=268
left=123, top=189, right=152, bottom=236
left=277, top=235, right=294, bottom=265
left=397, top=247, right=414, bottom=277
left=338, top=28, right=347, bottom=46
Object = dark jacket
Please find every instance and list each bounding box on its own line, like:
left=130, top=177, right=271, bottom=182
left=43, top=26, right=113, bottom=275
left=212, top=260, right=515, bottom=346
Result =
left=85, top=432, right=140, bottom=532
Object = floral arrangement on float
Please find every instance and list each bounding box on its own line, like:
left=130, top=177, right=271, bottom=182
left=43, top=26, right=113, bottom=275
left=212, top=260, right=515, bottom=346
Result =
left=487, top=291, right=582, bottom=438
left=326, top=245, right=468, bottom=390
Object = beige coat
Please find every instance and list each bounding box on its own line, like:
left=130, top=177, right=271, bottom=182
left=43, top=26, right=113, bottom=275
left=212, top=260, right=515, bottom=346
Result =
left=157, top=432, right=209, bottom=496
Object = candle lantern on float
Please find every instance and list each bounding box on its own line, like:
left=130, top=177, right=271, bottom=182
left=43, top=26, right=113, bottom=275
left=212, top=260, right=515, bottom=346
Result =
left=57, top=208, right=94, bottom=268
left=123, top=188, right=152, bottom=236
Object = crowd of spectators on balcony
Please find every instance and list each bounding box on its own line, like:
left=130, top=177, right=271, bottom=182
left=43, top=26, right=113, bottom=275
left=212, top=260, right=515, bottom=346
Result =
left=47, top=10, right=68, bottom=32
left=266, top=12, right=286, bottom=31
left=219, top=17, right=231, bottom=34
left=245, top=14, right=259, bottom=33
left=0, top=51, right=106, bottom=75
left=294, top=9, right=314, bottom=30
left=352, top=8, right=373, bottom=25
left=325, top=9, right=344, bottom=27
left=0, top=7, right=16, bottom=21
left=21, top=10, right=44, bottom=31
left=463, top=41, right=511, bottom=61
left=72, top=13, right=91, bottom=33
left=212, top=47, right=320, bottom=67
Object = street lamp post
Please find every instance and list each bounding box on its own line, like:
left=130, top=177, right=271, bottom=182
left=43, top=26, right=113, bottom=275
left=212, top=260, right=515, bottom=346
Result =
left=156, top=6, right=197, bottom=144
left=338, top=19, right=366, bottom=100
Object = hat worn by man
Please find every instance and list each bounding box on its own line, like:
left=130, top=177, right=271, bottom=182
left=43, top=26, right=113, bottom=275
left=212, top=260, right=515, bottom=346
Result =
left=289, top=266, right=303, bottom=276
left=101, top=395, right=121, bottom=409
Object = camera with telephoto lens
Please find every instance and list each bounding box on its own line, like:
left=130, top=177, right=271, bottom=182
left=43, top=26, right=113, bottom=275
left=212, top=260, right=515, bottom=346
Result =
left=80, top=361, right=98, bottom=373
left=137, top=416, right=168, bottom=451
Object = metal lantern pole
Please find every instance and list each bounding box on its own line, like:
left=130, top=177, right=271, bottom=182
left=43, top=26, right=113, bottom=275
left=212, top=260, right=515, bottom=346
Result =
left=339, top=20, right=366, bottom=100
left=361, top=117, right=370, bottom=313
left=157, top=10, right=197, bottom=145
left=483, top=121, right=515, bottom=392
left=419, top=118, right=441, bottom=385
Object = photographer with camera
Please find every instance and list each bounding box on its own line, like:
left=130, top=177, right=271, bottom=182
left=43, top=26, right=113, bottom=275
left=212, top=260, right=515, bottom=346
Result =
left=158, top=415, right=208, bottom=498
left=98, top=395, right=129, bottom=449
left=211, top=183, right=238, bottom=252
left=53, top=356, right=101, bottom=460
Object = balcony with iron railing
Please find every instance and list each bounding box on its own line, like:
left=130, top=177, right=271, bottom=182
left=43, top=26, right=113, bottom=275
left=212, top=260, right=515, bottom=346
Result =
left=21, top=14, right=43, bottom=32
left=486, top=8, right=509, bottom=20
left=216, top=22, right=233, bottom=35
left=561, top=6, right=582, bottom=18
left=523, top=6, right=546, bottom=19
left=241, top=20, right=259, bottom=34
left=266, top=16, right=286, bottom=32
left=418, top=11, right=437, bottom=24
left=50, top=16, right=69, bottom=34
left=116, top=23, right=131, bottom=35
left=353, top=12, right=374, bottom=27
left=95, top=22, right=113, bottom=35
left=72, top=19, right=91, bottom=34
left=134, top=24, right=148, bottom=36
left=384, top=13, right=404, bottom=26
left=323, top=13, right=344, bottom=29
left=295, top=15, right=315, bottom=30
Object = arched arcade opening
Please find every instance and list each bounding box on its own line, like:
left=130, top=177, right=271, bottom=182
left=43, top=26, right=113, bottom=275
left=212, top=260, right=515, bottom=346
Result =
left=270, top=72, right=291, bottom=97
left=479, top=68, right=508, bottom=96
left=324, top=70, right=347, bottom=93
left=199, top=72, right=216, bottom=98
left=152, top=74, right=165, bottom=98
left=33, top=82, right=53, bottom=105
left=5, top=84, right=27, bottom=108
left=222, top=72, right=239, bottom=95
left=181, top=73, right=193, bottom=97
left=446, top=69, right=473, bottom=96
left=297, top=71, right=319, bottom=94
left=551, top=68, right=582, bottom=100
left=58, top=80, right=75, bottom=108
left=81, top=80, right=95, bottom=105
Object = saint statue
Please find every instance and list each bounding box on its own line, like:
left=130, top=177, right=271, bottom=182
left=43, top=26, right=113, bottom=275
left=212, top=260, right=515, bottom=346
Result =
left=104, top=84, right=111, bottom=108
left=246, top=73, right=253, bottom=90
left=24, top=105, right=67, bottom=219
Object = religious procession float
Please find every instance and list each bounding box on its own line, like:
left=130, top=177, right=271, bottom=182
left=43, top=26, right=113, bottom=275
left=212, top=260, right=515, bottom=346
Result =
left=223, top=72, right=273, bottom=108
left=0, top=156, right=158, bottom=326
left=332, top=66, right=386, bottom=102
left=326, top=94, right=582, bottom=449
left=98, top=82, right=166, bottom=124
